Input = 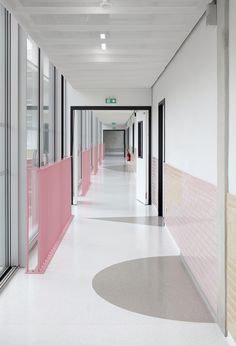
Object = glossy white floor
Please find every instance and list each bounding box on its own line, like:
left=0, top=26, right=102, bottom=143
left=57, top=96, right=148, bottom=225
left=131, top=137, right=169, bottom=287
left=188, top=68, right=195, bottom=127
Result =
left=0, top=157, right=229, bottom=346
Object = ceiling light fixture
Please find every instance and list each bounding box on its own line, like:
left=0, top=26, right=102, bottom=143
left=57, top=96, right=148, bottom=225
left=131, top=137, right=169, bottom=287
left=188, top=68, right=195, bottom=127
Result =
left=100, top=33, right=106, bottom=40
left=100, top=0, right=112, bottom=9
left=101, top=43, right=107, bottom=50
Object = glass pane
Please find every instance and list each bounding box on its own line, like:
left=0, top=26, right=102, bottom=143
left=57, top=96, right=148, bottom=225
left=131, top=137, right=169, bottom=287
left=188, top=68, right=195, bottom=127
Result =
left=78, top=112, right=82, bottom=180
left=0, top=4, right=6, bottom=273
left=41, top=55, right=54, bottom=165
left=27, top=36, right=39, bottom=242
left=138, top=121, right=143, bottom=159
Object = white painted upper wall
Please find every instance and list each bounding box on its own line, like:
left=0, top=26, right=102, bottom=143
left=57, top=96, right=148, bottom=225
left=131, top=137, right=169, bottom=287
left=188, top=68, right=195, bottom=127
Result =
left=68, top=88, right=151, bottom=107
left=65, top=82, right=151, bottom=156
left=152, top=16, right=217, bottom=185
left=228, top=0, right=236, bottom=195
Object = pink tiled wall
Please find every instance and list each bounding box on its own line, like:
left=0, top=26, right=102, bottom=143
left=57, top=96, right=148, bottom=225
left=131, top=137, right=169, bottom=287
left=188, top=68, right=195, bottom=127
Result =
left=165, top=164, right=217, bottom=313
left=152, top=159, right=217, bottom=312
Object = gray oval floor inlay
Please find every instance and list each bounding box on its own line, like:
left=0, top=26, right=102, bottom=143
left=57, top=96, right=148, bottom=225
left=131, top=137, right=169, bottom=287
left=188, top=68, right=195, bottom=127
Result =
left=92, top=256, right=214, bottom=323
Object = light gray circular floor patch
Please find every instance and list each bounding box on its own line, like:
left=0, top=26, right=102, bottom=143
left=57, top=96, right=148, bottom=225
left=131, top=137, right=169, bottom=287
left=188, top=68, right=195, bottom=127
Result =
left=92, top=256, right=213, bottom=323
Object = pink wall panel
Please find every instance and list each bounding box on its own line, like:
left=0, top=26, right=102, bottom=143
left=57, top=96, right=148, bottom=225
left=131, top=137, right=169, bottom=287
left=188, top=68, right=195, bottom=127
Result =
left=28, top=158, right=73, bottom=274
left=165, top=164, right=217, bottom=313
left=82, top=149, right=91, bottom=196
left=100, top=144, right=104, bottom=162
left=93, top=145, right=99, bottom=175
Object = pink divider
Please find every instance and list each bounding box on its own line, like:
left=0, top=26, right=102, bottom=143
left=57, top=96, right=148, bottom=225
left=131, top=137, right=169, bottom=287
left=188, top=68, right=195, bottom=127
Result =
left=93, top=145, right=99, bottom=175
left=82, top=149, right=91, bottom=196
left=28, top=157, right=73, bottom=274
left=99, top=143, right=104, bottom=164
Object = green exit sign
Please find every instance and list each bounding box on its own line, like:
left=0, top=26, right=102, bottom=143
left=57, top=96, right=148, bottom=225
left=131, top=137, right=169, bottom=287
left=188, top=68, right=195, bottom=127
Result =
left=106, top=98, right=117, bottom=104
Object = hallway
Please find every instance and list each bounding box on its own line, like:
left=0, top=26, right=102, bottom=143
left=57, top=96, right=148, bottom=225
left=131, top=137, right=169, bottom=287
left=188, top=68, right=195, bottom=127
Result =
left=0, top=158, right=227, bottom=346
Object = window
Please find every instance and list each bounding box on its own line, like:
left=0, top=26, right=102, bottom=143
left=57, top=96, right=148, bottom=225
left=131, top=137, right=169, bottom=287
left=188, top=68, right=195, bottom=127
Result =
left=26, top=36, right=39, bottom=241
left=82, top=110, right=87, bottom=151
left=132, top=123, right=135, bottom=154
left=61, top=75, right=65, bottom=159
left=91, top=112, right=94, bottom=168
left=0, top=5, right=12, bottom=277
left=78, top=112, right=82, bottom=181
left=41, top=55, right=55, bottom=165
left=0, top=4, right=6, bottom=275
left=127, top=128, right=130, bottom=151
left=138, top=121, right=143, bottom=158
left=27, top=37, right=39, bottom=167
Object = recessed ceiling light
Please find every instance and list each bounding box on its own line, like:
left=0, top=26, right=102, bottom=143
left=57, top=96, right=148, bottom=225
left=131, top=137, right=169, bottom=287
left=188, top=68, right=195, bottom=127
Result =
left=101, top=43, right=107, bottom=50
left=100, top=33, right=106, bottom=40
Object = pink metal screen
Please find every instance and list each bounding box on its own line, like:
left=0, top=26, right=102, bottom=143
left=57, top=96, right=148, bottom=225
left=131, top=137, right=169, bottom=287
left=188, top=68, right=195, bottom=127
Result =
left=82, top=149, right=91, bottom=196
left=28, top=157, right=73, bottom=274
left=93, top=145, right=99, bottom=175
left=100, top=143, right=104, bottom=163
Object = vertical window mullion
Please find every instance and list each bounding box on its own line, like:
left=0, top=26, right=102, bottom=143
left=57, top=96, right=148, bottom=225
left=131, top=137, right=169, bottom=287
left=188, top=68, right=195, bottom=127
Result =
left=38, top=48, right=41, bottom=168
left=5, top=10, right=11, bottom=268
left=61, top=75, right=64, bottom=160
left=54, top=66, right=56, bottom=162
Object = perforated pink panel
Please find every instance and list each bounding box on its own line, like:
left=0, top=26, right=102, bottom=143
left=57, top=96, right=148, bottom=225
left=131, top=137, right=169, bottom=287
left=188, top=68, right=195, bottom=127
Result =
left=82, top=149, right=91, bottom=196
left=100, top=144, right=104, bottom=163
left=29, top=158, right=73, bottom=274
left=93, top=145, right=99, bottom=175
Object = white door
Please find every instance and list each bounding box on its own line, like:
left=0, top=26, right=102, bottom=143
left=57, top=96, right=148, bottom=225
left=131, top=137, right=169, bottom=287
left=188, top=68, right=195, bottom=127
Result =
left=136, top=111, right=149, bottom=205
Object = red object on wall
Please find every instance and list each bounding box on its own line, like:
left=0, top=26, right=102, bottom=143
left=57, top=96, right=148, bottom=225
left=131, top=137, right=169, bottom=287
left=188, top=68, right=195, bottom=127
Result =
left=28, top=157, right=73, bottom=274
left=82, top=149, right=91, bottom=196
left=127, top=150, right=131, bottom=161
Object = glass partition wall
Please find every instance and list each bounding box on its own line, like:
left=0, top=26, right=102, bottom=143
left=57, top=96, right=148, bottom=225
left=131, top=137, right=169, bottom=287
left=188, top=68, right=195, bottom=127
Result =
left=26, top=36, right=39, bottom=248
left=26, top=43, right=57, bottom=270
left=0, top=5, right=16, bottom=281
left=0, top=4, right=7, bottom=276
left=0, top=3, right=65, bottom=277
left=41, top=55, right=55, bottom=166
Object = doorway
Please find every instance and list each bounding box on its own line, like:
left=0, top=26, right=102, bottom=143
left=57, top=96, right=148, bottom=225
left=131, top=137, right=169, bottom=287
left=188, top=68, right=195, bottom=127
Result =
left=158, top=100, right=165, bottom=217
left=136, top=110, right=149, bottom=205
left=103, top=130, right=126, bottom=158
left=70, top=106, right=152, bottom=205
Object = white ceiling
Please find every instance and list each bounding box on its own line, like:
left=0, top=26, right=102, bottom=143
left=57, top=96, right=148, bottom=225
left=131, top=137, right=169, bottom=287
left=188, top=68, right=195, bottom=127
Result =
left=3, top=0, right=210, bottom=89
left=94, top=110, right=133, bottom=125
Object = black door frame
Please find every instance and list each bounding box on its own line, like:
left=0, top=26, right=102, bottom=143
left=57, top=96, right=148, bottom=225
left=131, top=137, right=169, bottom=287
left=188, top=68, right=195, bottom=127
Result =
left=70, top=106, right=152, bottom=205
left=158, top=99, right=165, bottom=217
